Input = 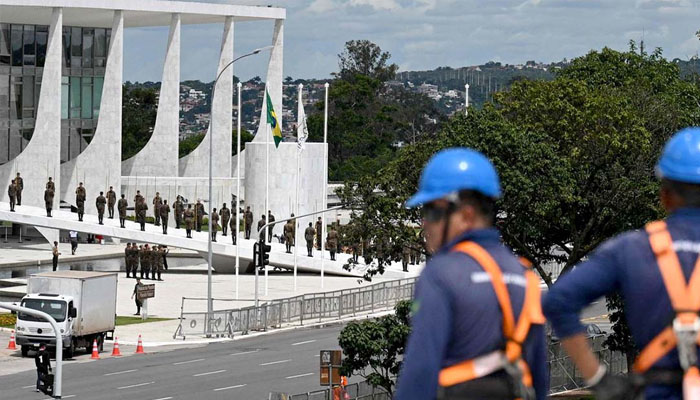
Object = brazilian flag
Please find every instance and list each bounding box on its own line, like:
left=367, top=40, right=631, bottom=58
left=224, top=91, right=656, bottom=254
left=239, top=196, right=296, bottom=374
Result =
left=266, top=89, right=282, bottom=148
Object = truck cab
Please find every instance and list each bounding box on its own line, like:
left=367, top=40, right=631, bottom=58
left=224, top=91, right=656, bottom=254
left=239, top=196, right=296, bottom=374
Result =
left=15, top=293, right=77, bottom=357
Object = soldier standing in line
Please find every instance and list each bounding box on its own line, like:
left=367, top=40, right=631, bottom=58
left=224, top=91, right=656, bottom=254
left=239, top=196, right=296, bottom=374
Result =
left=125, top=243, right=132, bottom=278
left=7, top=181, right=15, bottom=212
left=106, top=186, right=116, bottom=219
left=138, top=198, right=148, bottom=231
left=130, top=244, right=139, bottom=278
left=284, top=220, right=294, bottom=253
left=155, top=246, right=164, bottom=281
left=173, top=196, right=184, bottom=229
left=244, top=206, right=253, bottom=239
left=220, top=203, right=230, bottom=236
left=161, top=245, right=169, bottom=271
left=44, top=186, right=54, bottom=217
left=134, top=190, right=144, bottom=209
left=267, top=210, right=275, bottom=242
left=257, top=214, right=266, bottom=241
left=315, top=217, right=323, bottom=250
left=46, top=177, right=55, bottom=192
left=152, top=192, right=162, bottom=226
left=290, top=213, right=297, bottom=247
left=402, top=244, right=411, bottom=272
left=184, top=204, right=194, bottom=238
left=75, top=182, right=86, bottom=221
left=117, top=194, right=128, bottom=228
left=210, top=207, right=219, bottom=242
left=96, top=191, right=106, bottom=225
left=160, top=200, right=170, bottom=235
left=195, top=200, right=205, bottom=232
left=14, top=172, right=23, bottom=206
left=150, top=245, right=160, bottom=281
left=140, top=244, right=151, bottom=279
left=305, top=223, right=315, bottom=257
left=230, top=212, right=237, bottom=245
left=327, top=224, right=338, bottom=261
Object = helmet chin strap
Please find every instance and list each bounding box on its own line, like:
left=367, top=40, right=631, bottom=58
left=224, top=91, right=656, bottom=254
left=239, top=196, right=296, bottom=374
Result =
left=439, top=201, right=457, bottom=249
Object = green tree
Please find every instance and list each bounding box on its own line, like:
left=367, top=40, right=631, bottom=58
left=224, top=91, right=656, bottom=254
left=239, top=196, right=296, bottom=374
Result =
left=179, top=128, right=255, bottom=158
left=335, top=40, right=398, bottom=82
left=122, top=85, right=158, bottom=160
left=338, top=300, right=411, bottom=396
left=232, top=128, right=254, bottom=155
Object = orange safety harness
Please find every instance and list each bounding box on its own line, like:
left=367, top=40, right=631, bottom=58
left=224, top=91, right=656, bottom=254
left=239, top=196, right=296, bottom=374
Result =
left=633, top=221, right=700, bottom=398
left=438, top=241, right=545, bottom=400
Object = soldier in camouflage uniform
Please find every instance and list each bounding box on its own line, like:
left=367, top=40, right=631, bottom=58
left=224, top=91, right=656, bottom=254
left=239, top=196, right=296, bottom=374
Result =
left=152, top=192, right=162, bottom=226
left=151, top=245, right=162, bottom=281
left=117, top=194, right=128, bottom=228
left=125, top=243, right=132, bottom=278
left=305, top=223, right=315, bottom=257
left=44, top=186, right=54, bottom=217
left=160, top=200, right=170, bottom=235
left=75, top=182, right=86, bottom=221
left=96, top=191, right=106, bottom=225
left=184, top=204, right=194, bottom=238
left=284, top=220, right=294, bottom=253
left=326, top=224, right=339, bottom=261
left=220, top=203, right=230, bottom=236
left=173, top=196, right=184, bottom=229
left=210, top=208, right=219, bottom=242
left=140, top=244, right=151, bottom=279
left=244, top=206, right=253, bottom=239
left=315, top=217, right=323, bottom=250
left=7, top=181, right=15, bottom=212
left=195, top=200, right=205, bottom=232
left=107, top=186, right=116, bottom=219
left=14, top=172, right=23, bottom=206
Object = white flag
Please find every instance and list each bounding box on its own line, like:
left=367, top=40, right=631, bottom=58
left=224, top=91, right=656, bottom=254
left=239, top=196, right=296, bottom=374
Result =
left=297, top=99, right=309, bottom=151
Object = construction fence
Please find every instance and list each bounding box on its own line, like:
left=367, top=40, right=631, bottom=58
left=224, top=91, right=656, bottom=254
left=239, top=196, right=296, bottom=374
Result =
left=174, top=278, right=417, bottom=339
left=269, top=380, right=390, bottom=400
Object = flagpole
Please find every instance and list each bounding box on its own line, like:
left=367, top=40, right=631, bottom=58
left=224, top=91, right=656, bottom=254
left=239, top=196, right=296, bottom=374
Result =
left=321, top=82, right=329, bottom=289
left=265, top=101, right=270, bottom=297
left=294, top=83, right=303, bottom=293
left=235, top=81, right=242, bottom=300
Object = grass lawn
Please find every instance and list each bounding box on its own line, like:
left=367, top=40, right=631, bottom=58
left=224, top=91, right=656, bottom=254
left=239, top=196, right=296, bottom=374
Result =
left=115, top=316, right=172, bottom=326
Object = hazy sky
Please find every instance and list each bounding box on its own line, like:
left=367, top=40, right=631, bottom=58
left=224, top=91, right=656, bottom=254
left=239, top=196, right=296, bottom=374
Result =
left=123, top=0, right=700, bottom=83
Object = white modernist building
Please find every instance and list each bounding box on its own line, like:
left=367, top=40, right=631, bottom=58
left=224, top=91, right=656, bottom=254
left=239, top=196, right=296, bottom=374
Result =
left=0, top=0, right=327, bottom=249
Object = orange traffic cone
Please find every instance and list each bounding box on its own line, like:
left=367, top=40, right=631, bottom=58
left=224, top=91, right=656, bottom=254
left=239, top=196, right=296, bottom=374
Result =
left=135, top=335, right=145, bottom=354
left=111, top=337, right=122, bottom=357
left=6, top=330, right=16, bottom=350
left=90, top=338, right=100, bottom=359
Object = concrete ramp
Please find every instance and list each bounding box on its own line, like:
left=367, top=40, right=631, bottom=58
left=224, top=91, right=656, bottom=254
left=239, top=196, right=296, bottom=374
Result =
left=0, top=202, right=414, bottom=279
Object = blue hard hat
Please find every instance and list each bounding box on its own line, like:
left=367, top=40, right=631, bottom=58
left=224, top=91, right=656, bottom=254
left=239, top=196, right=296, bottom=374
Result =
left=657, top=127, right=700, bottom=184
left=406, top=148, right=501, bottom=208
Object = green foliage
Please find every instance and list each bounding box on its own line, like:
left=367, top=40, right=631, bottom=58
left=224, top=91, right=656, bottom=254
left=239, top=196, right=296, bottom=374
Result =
left=338, top=301, right=411, bottom=396
left=339, top=46, right=700, bottom=361
left=122, top=85, right=157, bottom=160
left=232, top=128, right=254, bottom=155
left=307, top=41, right=443, bottom=181
left=179, top=134, right=205, bottom=158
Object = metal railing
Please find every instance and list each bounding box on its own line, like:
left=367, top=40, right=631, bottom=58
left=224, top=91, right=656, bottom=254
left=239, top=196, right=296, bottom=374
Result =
left=548, top=335, right=627, bottom=394
left=174, top=278, right=417, bottom=339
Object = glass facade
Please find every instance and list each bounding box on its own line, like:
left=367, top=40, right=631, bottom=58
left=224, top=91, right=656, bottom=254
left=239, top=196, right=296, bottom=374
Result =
left=0, top=23, right=110, bottom=164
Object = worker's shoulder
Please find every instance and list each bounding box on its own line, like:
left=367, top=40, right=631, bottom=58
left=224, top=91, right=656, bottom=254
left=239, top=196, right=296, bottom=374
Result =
left=421, top=250, right=484, bottom=284
left=596, top=228, right=649, bottom=256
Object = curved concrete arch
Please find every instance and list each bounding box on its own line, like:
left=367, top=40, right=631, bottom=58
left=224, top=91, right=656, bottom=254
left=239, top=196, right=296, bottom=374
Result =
left=60, top=10, right=123, bottom=216
left=251, top=19, right=284, bottom=144
left=0, top=8, right=62, bottom=243
left=121, top=13, right=180, bottom=177
left=178, top=16, right=233, bottom=178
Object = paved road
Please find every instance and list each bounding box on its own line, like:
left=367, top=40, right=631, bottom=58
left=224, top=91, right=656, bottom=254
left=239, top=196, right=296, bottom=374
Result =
left=0, top=324, right=347, bottom=400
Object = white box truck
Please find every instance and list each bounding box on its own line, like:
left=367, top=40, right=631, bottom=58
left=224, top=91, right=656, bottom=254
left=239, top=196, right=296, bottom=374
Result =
left=15, top=271, right=118, bottom=358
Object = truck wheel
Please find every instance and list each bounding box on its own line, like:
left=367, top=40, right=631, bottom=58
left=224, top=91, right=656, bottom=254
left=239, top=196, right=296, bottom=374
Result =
left=20, top=345, right=29, bottom=357
left=65, top=340, right=75, bottom=359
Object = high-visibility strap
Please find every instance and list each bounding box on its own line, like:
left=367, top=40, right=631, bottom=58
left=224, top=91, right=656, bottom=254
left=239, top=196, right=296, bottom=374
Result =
left=438, top=242, right=544, bottom=388
left=633, top=221, right=700, bottom=373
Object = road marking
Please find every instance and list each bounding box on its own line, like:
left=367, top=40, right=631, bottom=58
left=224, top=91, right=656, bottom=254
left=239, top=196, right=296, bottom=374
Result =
left=260, top=359, right=291, bottom=366
left=104, top=369, right=138, bottom=376
left=22, top=385, right=35, bottom=388
left=291, top=340, right=316, bottom=346
left=286, top=372, right=314, bottom=379
left=314, top=354, right=320, bottom=357
left=193, top=369, right=226, bottom=377
left=62, top=396, right=76, bottom=399
left=117, top=381, right=155, bottom=390
left=213, top=384, right=247, bottom=391
left=230, top=349, right=259, bottom=356
left=152, top=397, right=173, bottom=400
left=173, top=358, right=205, bottom=365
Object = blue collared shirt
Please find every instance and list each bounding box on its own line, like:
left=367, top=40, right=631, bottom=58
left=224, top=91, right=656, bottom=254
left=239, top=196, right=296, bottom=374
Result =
left=395, top=228, right=548, bottom=400
left=543, top=208, right=700, bottom=400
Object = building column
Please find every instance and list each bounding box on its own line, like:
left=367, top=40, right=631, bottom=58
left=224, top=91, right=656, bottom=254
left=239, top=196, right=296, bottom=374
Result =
left=0, top=8, right=62, bottom=243
left=178, top=16, right=234, bottom=178
left=60, top=10, right=123, bottom=216
left=121, top=13, right=180, bottom=177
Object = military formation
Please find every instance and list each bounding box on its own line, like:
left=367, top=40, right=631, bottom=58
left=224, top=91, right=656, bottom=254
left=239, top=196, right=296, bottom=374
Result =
left=124, top=242, right=168, bottom=281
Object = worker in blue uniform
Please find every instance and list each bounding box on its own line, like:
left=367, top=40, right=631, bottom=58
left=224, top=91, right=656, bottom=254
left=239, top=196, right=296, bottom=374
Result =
left=543, top=127, right=700, bottom=400
left=395, top=148, right=549, bottom=400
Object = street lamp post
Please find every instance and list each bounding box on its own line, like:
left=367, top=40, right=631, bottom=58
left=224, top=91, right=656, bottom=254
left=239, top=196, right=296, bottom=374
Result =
left=206, top=45, right=273, bottom=337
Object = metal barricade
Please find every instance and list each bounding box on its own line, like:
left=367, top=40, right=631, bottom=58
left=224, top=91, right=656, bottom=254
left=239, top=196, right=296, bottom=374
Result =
left=174, top=277, right=417, bottom=340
